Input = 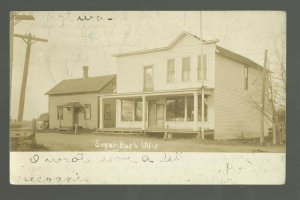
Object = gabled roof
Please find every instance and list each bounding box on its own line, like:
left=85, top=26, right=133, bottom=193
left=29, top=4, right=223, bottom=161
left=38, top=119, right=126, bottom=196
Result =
left=113, top=31, right=263, bottom=70
left=113, top=31, right=219, bottom=57
left=46, top=74, right=116, bottom=95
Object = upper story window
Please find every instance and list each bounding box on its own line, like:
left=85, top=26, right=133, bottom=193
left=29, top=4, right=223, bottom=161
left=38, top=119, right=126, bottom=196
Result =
left=144, top=66, right=153, bottom=91
left=167, top=59, right=175, bottom=83
left=182, top=57, right=190, bottom=82
left=244, top=65, right=249, bottom=90
left=197, top=55, right=207, bottom=80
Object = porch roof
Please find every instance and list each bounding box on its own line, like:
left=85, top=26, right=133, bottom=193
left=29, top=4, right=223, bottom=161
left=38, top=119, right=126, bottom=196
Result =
left=98, top=88, right=213, bottom=99
left=60, top=102, right=83, bottom=108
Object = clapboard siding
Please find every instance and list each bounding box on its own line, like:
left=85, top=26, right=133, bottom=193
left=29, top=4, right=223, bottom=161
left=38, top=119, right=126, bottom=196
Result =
left=116, top=34, right=216, bottom=93
left=48, top=81, right=115, bottom=129
left=49, top=93, right=98, bottom=129
left=215, top=54, right=270, bottom=140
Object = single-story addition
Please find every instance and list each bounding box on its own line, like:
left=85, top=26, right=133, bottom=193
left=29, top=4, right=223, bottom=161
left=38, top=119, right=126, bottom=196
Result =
left=46, top=66, right=116, bottom=130
left=97, top=31, right=272, bottom=140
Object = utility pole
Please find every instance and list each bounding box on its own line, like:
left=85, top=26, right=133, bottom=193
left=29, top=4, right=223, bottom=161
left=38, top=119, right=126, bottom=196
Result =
left=199, top=11, right=205, bottom=140
left=14, top=33, right=48, bottom=121
left=260, top=49, right=268, bottom=145
left=10, top=12, right=35, bottom=98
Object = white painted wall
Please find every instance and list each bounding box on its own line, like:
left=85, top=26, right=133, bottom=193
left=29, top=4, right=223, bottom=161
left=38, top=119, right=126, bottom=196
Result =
left=214, top=54, right=271, bottom=140
left=49, top=93, right=98, bottom=129
left=116, top=34, right=216, bottom=94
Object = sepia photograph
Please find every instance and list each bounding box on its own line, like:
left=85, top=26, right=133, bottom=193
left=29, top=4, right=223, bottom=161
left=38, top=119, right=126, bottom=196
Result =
left=10, top=11, right=286, bottom=153
left=9, top=11, right=286, bottom=184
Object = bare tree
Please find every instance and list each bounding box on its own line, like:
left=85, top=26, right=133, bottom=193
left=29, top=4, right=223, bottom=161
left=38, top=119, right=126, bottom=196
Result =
left=264, top=38, right=286, bottom=144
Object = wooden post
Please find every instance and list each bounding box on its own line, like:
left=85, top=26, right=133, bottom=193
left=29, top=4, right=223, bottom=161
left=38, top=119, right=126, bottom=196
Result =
left=164, top=124, right=169, bottom=140
left=17, top=35, right=32, bottom=121
left=260, top=49, right=268, bottom=145
left=59, top=107, right=62, bottom=128
left=142, top=95, right=146, bottom=130
left=201, top=87, right=205, bottom=140
left=31, top=118, right=37, bottom=144
left=74, top=123, right=78, bottom=135
left=193, top=91, right=199, bottom=131
left=184, top=96, right=188, bottom=122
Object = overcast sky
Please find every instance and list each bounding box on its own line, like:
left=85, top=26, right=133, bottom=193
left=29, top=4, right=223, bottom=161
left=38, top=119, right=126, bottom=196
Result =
left=10, top=11, right=286, bottom=120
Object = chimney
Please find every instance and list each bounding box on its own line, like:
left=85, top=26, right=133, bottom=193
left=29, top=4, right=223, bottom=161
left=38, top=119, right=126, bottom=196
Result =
left=83, top=66, right=89, bottom=79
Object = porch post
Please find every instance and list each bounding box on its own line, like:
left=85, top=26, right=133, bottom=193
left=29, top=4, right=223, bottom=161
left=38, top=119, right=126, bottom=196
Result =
left=184, top=96, right=187, bottom=122
left=201, top=87, right=205, bottom=139
left=193, top=91, right=199, bottom=131
left=99, top=97, right=104, bottom=129
left=142, top=95, right=146, bottom=130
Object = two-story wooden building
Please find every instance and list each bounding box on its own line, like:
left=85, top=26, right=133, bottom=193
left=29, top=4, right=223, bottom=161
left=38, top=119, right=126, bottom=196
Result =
left=98, top=31, right=271, bottom=140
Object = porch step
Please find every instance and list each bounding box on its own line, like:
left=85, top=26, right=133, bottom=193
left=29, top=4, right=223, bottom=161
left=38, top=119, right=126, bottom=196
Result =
left=58, top=126, right=73, bottom=131
left=94, top=128, right=214, bottom=138
left=95, top=128, right=143, bottom=135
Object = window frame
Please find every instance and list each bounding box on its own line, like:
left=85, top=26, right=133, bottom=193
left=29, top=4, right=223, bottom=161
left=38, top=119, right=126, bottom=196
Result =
left=186, top=96, right=208, bottom=122
left=121, top=99, right=143, bottom=122
left=166, top=97, right=185, bottom=122
left=143, top=65, right=154, bottom=92
left=84, top=104, right=91, bottom=120
left=167, top=58, right=175, bottom=83
left=197, top=54, right=208, bottom=81
left=57, top=106, right=63, bottom=120
left=182, top=57, right=191, bottom=82
left=134, top=99, right=143, bottom=121
left=121, top=99, right=134, bottom=122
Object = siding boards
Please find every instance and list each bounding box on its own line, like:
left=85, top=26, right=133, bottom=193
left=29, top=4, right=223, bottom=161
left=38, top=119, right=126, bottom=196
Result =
left=116, top=34, right=216, bottom=94
left=215, top=54, right=270, bottom=140
left=49, top=93, right=98, bottom=129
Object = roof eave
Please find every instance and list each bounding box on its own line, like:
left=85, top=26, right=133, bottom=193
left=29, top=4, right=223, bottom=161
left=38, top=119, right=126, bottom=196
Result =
left=216, top=46, right=264, bottom=71
left=113, top=31, right=219, bottom=57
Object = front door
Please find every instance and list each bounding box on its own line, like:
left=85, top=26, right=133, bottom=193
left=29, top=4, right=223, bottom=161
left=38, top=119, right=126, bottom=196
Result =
left=103, top=102, right=116, bottom=128
left=73, top=108, right=79, bottom=126
left=148, top=100, right=164, bottom=128
left=156, top=104, right=164, bottom=128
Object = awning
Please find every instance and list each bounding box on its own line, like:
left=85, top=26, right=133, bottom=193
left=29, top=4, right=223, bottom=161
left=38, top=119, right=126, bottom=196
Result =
left=60, top=102, right=83, bottom=108
left=99, top=88, right=214, bottom=99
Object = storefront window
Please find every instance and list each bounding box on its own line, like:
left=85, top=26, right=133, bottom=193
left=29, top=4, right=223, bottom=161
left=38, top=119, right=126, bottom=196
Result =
left=121, top=100, right=133, bottom=121
left=166, top=97, right=185, bottom=121
left=187, top=96, right=208, bottom=121
left=135, top=99, right=142, bottom=121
